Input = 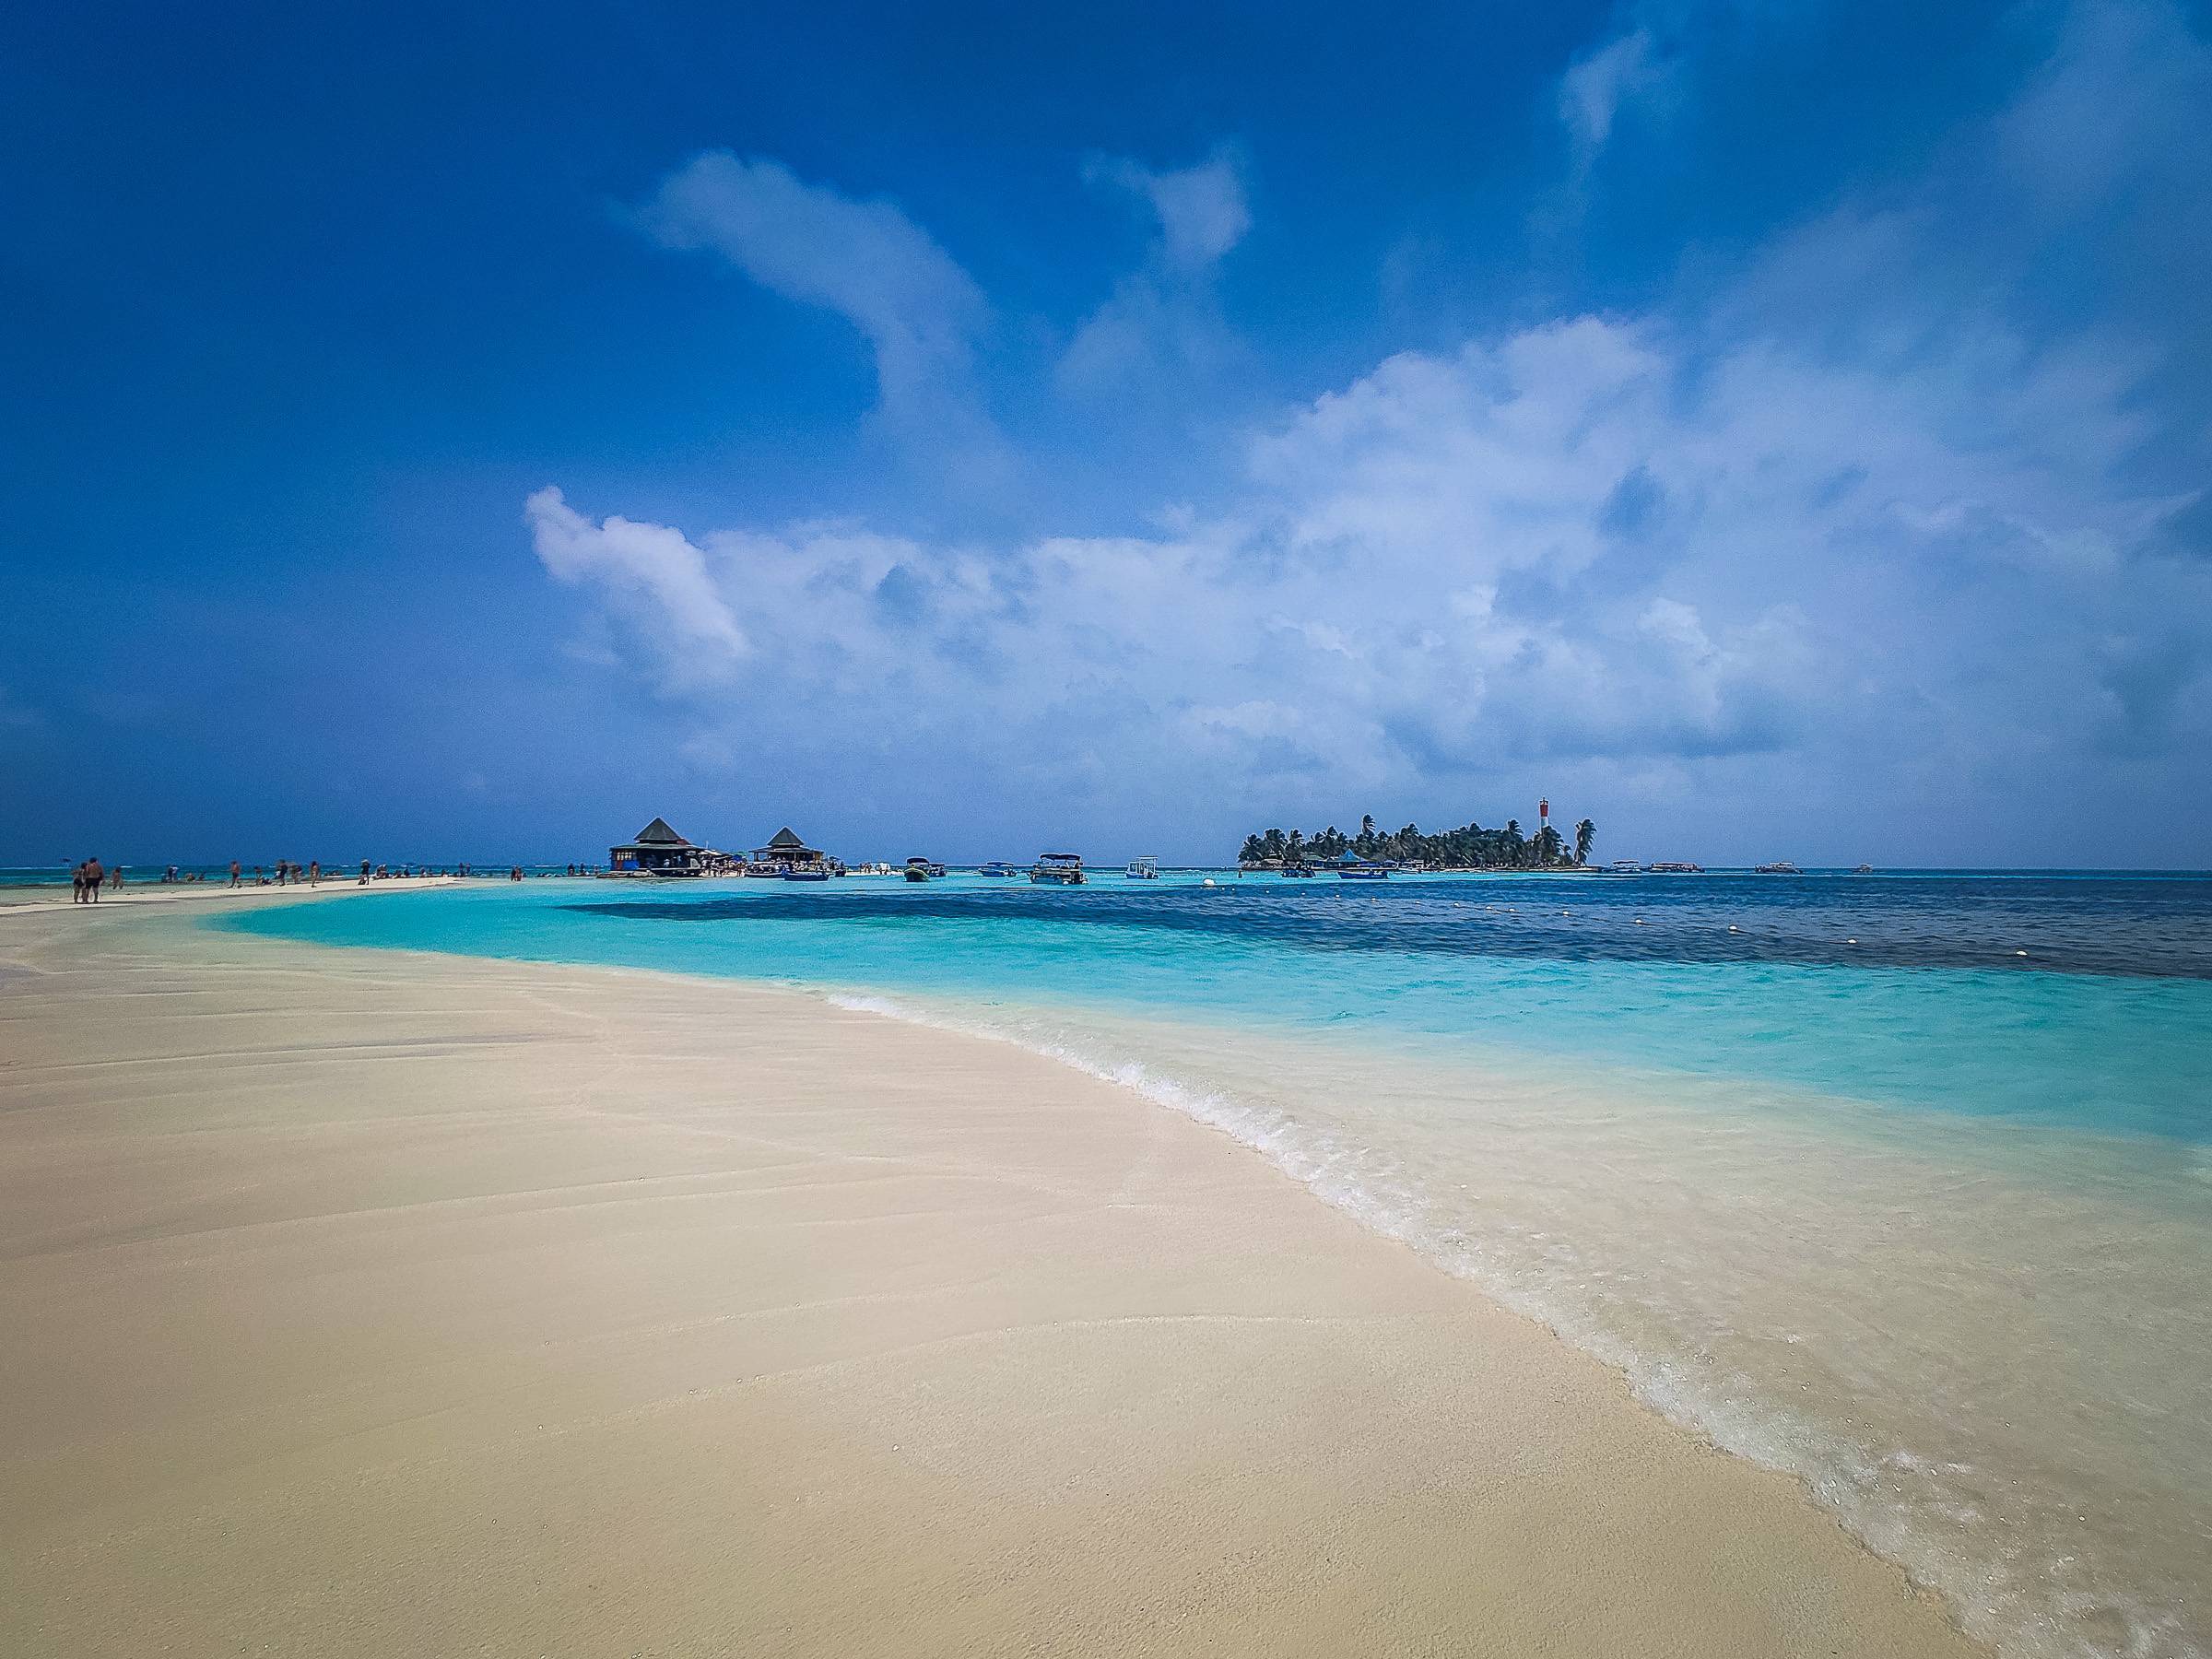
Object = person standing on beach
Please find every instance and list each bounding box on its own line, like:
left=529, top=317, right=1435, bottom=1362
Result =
left=229, top=860, right=241, bottom=888
left=84, top=857, right=104, bottom=901
left=71, top=863, right=86, bottom=904
left=109, top=865, right=123, bottom=893
left=309, top=860, right=320, bottom=886
left=359, top=859, right=371, bottom=885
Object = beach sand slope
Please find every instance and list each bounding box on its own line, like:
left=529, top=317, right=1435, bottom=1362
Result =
left=0, top=905, right=1983, bottom=1657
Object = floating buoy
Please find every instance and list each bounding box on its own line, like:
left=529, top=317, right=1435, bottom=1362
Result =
left=1727, top=924, right=1740, bottom=933
left=1847, top=937, right=1857, bottom=945
left=2015, top=949, right=2028, bottom=957
left=1202, top=878, right=1215, bottom=887
left=1634, top=918, right=1646, bottom=924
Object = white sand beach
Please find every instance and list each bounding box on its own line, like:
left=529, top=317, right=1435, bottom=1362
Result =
left=0, top=874, right=464, bottom=911
left=0, top=896, right=1985, bottom=1657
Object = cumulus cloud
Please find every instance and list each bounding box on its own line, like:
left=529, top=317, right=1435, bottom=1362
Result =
left=521, top=312, right=1908, bottom=791
left=525, top=487, right=747, bottom=678
left=532, top=280, right=2204, bottom=840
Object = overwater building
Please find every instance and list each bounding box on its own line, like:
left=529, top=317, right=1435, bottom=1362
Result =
left=750, top=827, right=828, bottom=872
left=608, top=818, right=706, bottom=876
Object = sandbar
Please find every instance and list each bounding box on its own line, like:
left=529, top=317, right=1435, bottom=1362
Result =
left=0, top=898, right=1983, bottom=1656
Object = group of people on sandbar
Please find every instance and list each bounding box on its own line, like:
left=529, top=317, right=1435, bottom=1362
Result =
left=67, top=860, right=557, bottom=902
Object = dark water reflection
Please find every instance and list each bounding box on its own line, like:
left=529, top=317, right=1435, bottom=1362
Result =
left=572, top=871, right=2212, bottom=980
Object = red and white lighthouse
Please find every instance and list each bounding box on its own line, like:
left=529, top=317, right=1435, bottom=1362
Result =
left=1539, top=796, right=1550, bottom=827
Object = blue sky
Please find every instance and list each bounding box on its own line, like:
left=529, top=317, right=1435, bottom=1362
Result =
left=4, top=0, right=2208, bottom=867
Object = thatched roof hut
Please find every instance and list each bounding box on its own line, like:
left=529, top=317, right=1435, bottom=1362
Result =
left=751, top=827, right=825, bottom=865
left=610, top=818, right=701, bottom=873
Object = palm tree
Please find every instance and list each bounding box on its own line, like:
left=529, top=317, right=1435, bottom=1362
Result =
left=1574, top=818, right=1595, bottom=865
left=1286, top=829, right=1305, bottom=867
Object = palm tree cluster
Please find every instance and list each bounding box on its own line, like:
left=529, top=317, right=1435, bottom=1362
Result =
left=1238, top=811, right=1596, bottom=870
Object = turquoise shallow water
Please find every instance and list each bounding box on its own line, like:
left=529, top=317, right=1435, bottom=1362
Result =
left=224, top=872, right=2212, bottom=1659
left=226, top=870, right=2212, bottom=1135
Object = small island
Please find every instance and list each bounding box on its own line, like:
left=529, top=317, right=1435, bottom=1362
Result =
left=1239, top=806, right=1595, bottom=871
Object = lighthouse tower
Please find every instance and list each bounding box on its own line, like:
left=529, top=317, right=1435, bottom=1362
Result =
left=1538, top=796, right=1550, bottom=828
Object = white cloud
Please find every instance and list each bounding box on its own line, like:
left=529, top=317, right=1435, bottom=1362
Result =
left=525, top=487, right=747, bottom=677
left=642, top=152, right=996, bottom=456
left=1559, top=28, right=1662, bottom=165
left=1062, top=148, right=1250, bottom=393
left=527, top=268, right=2206, bottom=827
left=1088, top=149, right=1252, bottom=272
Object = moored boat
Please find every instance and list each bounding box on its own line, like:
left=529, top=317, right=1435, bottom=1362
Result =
left=1031, top=852, right=1085, bottom=885
left=977, top=861, right=1018, bottom=877
left=1754, top=861, right=1803, bottom=875
left=1125, top=857, right=1159, bottom=879
left=903, top=856, right=934, bottom=883
left=1336, top=858, right=1391, bottom=879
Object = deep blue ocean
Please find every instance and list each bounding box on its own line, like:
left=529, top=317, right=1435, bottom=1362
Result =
left=220, top=868, right=2212, bottom=1659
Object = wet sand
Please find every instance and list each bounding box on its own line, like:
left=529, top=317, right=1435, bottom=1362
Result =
left=0, top=899, right=1984, bottom=1657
